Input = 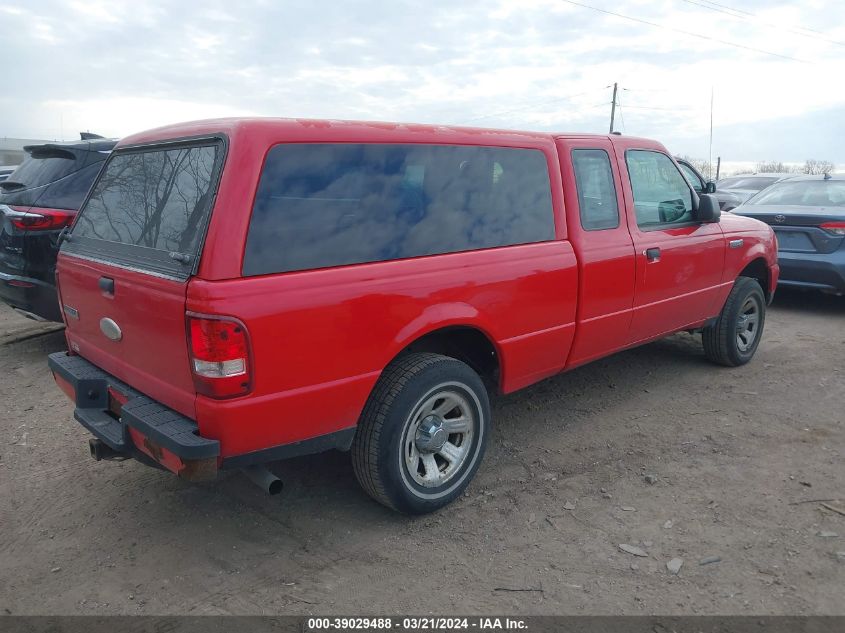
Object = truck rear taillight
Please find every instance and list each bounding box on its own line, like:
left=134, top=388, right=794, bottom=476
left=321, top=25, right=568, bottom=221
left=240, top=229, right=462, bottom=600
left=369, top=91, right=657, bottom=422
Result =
left=5, top=205, right=75, bottom=231
left=820, top=222, right=845, bottom=236
left=187, top=314, right=252, bottom=398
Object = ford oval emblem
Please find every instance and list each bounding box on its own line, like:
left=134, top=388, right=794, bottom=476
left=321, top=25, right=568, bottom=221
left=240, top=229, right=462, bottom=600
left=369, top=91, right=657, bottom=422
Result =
left=774, top=214, right=786, bottom=223
left=99, top=317, right=123, bottom=342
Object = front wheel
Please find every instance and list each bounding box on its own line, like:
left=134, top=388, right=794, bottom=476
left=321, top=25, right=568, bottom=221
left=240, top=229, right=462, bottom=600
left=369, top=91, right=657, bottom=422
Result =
left=352, top=353, right=490, bottom=514
left=702, top=276, right=766, bottom=367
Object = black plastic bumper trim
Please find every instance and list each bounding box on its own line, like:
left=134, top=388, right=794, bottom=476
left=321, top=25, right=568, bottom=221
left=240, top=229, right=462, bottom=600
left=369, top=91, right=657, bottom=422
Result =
left=48, top=352, right=219, bottom=461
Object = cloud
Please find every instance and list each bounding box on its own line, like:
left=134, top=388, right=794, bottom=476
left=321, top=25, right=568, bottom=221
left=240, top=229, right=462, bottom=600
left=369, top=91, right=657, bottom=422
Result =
left=2, top=0, right=843, bottom=162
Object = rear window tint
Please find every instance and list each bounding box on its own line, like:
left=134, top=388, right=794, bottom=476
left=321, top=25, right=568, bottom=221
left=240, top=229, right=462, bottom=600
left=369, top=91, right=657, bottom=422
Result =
left=4, top=154, right=79, bottom=189
left=35, top=160, right=105, bottom=210
left=243, top=143, right=554, bottom=276
left=73, top=144, right=218, bottom=255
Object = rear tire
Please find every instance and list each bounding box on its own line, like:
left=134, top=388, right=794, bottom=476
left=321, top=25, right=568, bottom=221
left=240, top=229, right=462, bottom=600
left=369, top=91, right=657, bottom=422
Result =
left=702, top=276, right=766, bottom=367
left=352, top=353, right=490, bottom=514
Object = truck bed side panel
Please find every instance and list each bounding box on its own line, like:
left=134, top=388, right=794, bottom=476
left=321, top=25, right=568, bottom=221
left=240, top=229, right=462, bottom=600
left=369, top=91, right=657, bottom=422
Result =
left=188, top=242, right=577, bottom=457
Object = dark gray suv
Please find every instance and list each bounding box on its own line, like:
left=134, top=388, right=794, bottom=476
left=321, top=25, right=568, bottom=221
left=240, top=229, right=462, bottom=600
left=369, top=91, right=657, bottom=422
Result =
left=0, top=135, right=115, bottom=321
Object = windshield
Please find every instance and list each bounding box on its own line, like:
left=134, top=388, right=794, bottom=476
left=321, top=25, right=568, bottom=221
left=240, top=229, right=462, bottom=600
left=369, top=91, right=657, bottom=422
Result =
left=747, top=180, right=845, bottom=207
left=717, top=176, right=780, bottom=191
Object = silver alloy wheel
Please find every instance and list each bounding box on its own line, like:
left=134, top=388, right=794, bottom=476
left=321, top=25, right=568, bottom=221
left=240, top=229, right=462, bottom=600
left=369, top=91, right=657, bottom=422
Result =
left=402, top=388, right=476, bottom=488
left=735, top=296, right=760, bottom=352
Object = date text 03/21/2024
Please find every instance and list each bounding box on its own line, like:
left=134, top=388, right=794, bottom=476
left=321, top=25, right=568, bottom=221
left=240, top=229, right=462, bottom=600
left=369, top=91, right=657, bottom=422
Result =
left=306, top=617, right=528, bottom=631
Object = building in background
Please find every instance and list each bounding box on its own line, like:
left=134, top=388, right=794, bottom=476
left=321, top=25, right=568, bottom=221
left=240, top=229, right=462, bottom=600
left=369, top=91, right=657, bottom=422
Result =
left=0, top=137, right=52, bottom=166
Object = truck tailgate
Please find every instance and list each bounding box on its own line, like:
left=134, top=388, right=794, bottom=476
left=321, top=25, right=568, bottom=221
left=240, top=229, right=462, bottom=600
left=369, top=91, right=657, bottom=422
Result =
left=59, top=253, right=196, bottom=418
left=54, top=137, right=225, bottom=420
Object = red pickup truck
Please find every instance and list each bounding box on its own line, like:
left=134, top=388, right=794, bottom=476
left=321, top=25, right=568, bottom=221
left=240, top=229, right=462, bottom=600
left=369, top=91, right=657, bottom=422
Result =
left=48, top=118, right=778, bottom=514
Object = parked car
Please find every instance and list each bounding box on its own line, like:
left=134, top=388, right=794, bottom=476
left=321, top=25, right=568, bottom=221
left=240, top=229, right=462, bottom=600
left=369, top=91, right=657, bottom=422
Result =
left=48, top=119, right=778, bottom=514
left=715, top=173, right=797, bottom=211
left=0, top=165, right=18, bottom=183
left=675, top=158, right=716, bottom=196
left=733, top=174, right=845, bottom=295
left=0, top=135, right=116, bottom=321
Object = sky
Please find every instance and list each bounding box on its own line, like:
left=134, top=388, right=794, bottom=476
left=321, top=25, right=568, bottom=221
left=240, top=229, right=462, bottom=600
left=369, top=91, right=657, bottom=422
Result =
left=2, top=0, right=844, bottom=171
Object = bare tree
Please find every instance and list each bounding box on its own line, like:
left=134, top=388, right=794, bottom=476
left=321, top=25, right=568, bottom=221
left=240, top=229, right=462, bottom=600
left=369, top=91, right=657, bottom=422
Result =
left=803, top=159, right=835, bottom=175
left=755, top=161, right=798, bottom=174
left=678, top=155, right=713, bottom=179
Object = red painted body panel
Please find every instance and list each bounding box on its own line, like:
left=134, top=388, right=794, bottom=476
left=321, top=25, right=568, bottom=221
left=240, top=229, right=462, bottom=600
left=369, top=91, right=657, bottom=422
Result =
left=720, top=212, right=780, bottom=295
left=626, top=221, right=728, bottom=342
left=54, top=118, right=780, bottom=465
left=58, top=253, right=196, bottom=418
left=608, top=136, right=728, bottom=342
left=555, top=137, right=636, bottom=368
left=188, top=242, right=578, bottom=456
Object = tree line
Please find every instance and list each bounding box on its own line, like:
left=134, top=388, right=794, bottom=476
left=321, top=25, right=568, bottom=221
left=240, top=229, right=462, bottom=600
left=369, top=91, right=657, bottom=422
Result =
left=680, top=157, right=837, bottom=179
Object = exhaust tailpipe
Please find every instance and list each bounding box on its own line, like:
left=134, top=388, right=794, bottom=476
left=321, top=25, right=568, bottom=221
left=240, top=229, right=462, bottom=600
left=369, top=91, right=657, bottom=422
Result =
left=244, top=465, right=283, bottom=495
left=89, top=438, right=121, bottom=461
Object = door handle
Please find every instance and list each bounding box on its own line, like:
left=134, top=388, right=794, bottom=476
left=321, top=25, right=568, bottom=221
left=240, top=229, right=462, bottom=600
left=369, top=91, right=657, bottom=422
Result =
left=98, top=276, right=115, bottom=296
left=644, top=247, right=661, bottom=262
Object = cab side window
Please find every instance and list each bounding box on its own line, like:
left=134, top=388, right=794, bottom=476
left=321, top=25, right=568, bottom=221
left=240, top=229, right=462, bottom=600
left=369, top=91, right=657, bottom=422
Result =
left=626, top=150, right=694, bottom=228
left=572, top=149, right=619, bottom=230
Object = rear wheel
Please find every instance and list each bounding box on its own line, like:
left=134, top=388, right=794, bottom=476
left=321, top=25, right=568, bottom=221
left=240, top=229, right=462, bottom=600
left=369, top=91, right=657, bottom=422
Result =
left=352, top=353, right=489, bottom=514
left=702, top=276, right=766, bottom=366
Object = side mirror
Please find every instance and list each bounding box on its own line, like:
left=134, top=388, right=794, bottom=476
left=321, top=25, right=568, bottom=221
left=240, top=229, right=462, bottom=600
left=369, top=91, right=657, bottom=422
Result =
left=57, top=226, right=73, bottom=247
left=705, top=181, right=716, bottom=194
left=695, top=194, right=721, bottom=223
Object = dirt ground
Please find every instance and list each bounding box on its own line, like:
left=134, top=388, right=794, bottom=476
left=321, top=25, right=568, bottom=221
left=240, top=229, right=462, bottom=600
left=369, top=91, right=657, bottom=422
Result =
left=0, top=290, right=843, bottom=616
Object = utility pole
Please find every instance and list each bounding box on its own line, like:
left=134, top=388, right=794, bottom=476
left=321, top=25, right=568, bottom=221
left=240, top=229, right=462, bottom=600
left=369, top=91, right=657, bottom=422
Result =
left=716, top=156, right=721, bottom=180
left=609, top=82, right=618, bottom=134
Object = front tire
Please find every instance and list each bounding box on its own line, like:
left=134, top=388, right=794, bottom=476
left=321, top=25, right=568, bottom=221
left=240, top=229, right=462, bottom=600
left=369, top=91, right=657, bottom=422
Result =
left=702, top=276, right=766, bottom=367
left=352, top=353, right=490, bottom=514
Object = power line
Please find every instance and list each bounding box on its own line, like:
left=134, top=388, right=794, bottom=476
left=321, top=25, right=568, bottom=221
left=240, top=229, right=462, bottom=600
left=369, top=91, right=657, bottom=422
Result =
left=699, top=0, right=840, bottom=38
left=559, top=0, right=810, bottom=63
left=696, top=0, right=753, bottom=18
left=678, top=0, right=845, bottom=47
left=679, top=0, right=747, bottom=19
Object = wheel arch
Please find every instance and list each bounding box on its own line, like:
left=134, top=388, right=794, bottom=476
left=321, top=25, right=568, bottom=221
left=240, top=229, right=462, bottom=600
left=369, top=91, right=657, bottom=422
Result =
left=388, top=324, right=502, bottom=394
left=738, top=257, right=771, bottom=301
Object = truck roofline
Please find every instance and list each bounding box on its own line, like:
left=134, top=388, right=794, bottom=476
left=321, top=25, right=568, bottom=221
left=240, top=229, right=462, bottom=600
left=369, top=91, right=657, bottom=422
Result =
left=117, top=116, right=664, bottom=150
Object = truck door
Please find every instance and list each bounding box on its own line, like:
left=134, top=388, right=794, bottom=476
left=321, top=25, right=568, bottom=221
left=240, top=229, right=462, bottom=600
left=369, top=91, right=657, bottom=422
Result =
left=617, top=148, right=725, bottom=344
left=557, top=139, right=636, bottom=367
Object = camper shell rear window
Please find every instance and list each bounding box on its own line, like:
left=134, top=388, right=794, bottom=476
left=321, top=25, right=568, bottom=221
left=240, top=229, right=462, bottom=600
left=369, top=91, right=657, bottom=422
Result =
left=65, top=137, right=225, bottom=280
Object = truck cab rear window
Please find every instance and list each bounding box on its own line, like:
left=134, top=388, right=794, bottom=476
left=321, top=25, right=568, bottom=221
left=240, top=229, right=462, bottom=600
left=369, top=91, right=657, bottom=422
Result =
left=72, top=144, right=219, bottom=257
left=243, top=143, right=554, bottom=276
